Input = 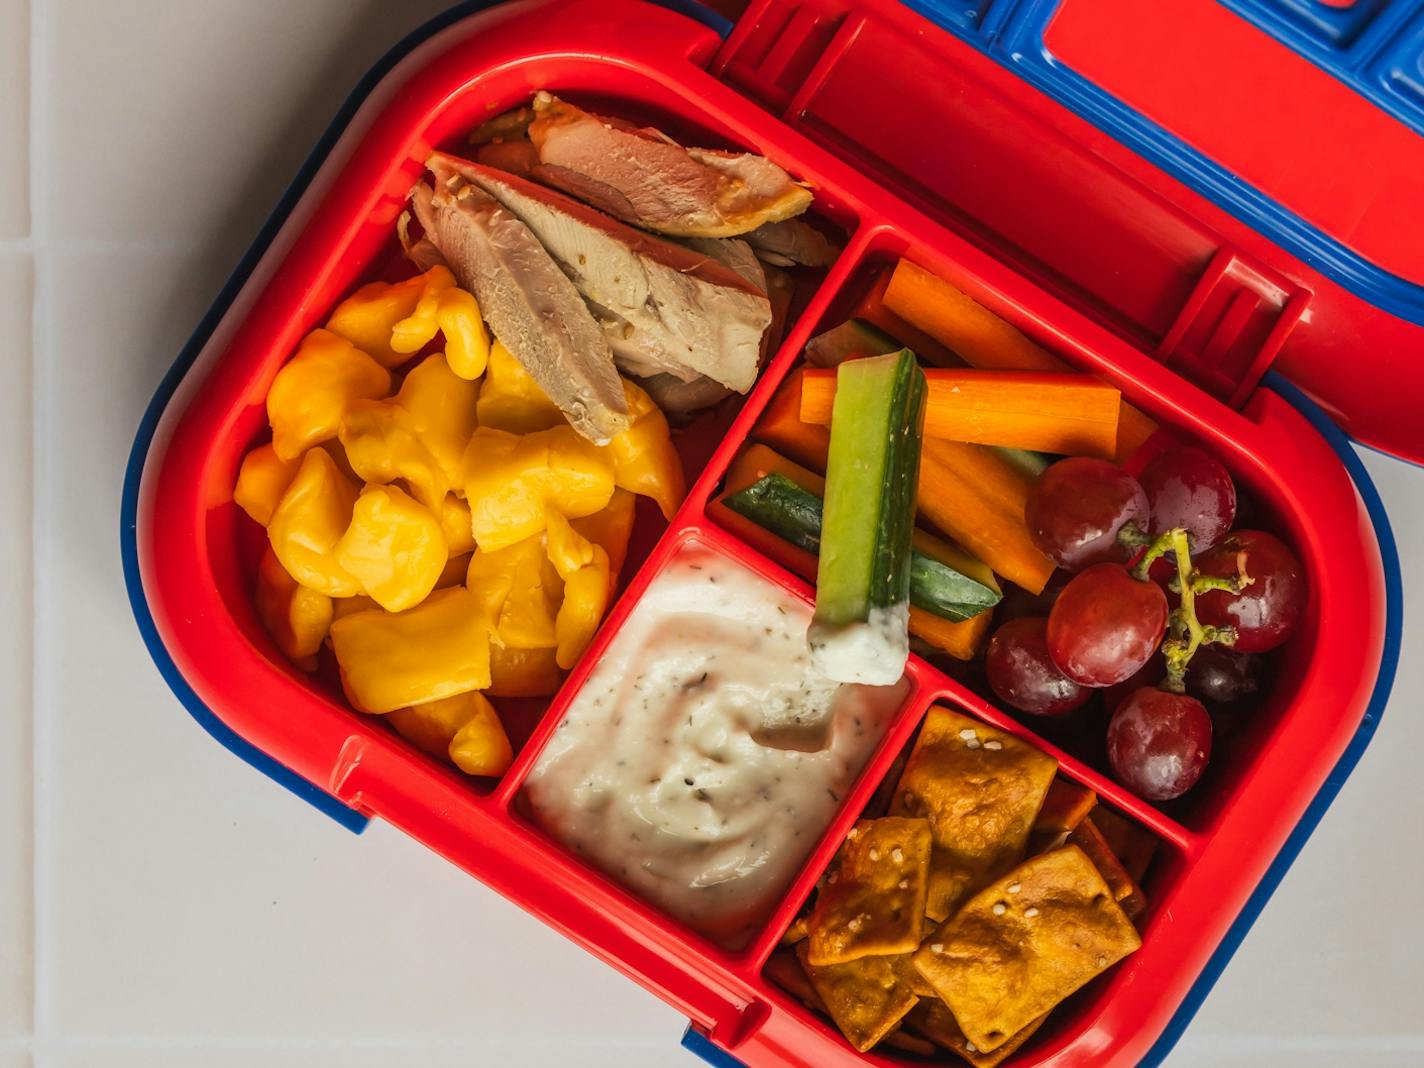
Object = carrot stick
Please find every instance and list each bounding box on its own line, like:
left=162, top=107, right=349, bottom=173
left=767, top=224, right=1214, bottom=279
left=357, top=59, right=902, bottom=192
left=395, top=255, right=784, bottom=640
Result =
left=800, top=368, right=1121, bottom=458
left=918, top=440, right=1054, bottom=594
left=752, top=370, right=832, bottom=472
left=882, top=259, right=1158, bottom=462
left=852, top=268, right=964, bottom=369
left=908, top=605, right=993, bottom=662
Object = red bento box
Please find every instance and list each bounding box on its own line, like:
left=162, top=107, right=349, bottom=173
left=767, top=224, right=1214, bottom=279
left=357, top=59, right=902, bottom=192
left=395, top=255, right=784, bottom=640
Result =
left=122, top=0, right=1412, bottom=1065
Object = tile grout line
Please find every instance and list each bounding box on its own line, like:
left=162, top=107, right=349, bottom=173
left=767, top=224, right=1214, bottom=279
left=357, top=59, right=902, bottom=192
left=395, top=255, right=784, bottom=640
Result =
left=28, top=0, right=49, bottom=1061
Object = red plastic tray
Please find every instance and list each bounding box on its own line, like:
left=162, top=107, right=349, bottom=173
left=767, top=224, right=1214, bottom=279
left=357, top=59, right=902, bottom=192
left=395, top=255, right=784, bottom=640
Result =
left=130, top=1, right=1390, bottom=1064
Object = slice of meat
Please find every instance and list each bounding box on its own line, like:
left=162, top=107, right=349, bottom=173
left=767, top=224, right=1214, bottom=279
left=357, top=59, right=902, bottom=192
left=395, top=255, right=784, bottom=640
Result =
left=410, top=161, right=628, bottom=444
left=441, top=153, right=773, bottom=394
left=474, top=139, right=539, bottom=179
left=642, top=257, right=799, bottom=417
left=468, top=106, right=534, bottom=145
left=527, top=92, right=812, bottom=237
left=744, top=219, right=839, bottom=268
left=397, top=209, right=446, bottom=273
left=679, top=236, right=768, bottom=293
left=635, top=372, right=733, bottom=417
left=635, top=238, right=774, bottom=416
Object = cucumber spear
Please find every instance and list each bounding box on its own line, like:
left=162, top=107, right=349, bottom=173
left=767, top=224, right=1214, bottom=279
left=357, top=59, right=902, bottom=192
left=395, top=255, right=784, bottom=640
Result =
left=807, top=350, right=926, bottom=685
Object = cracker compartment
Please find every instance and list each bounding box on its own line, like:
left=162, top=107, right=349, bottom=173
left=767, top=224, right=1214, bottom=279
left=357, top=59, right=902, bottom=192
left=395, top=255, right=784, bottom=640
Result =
left=762, top=698, right=1165, bottom=1064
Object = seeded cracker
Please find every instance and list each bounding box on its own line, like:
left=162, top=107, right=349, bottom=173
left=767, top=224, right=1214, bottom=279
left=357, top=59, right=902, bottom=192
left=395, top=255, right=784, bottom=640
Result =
left=764, top=948, right=827, bottom=1014
left=1089, top=803, right=1159, bottom=884
left=1032, top=778, right=1098, bottom=837
left=890, top=707, right=1058, bottom=920
left=914, top=845, right=1141, bottom=1053
left=1069, top=815, right=1147, bottom=919
left=905, top=999, right=1047, bottom=1068
left=806, top=818, right=932, bottom=965
left=797, top=942, right=920, bottom=1053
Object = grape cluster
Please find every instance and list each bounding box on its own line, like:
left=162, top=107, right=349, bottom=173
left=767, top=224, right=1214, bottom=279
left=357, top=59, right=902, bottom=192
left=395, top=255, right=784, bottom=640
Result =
left=985, top=447, right=1305, bottom=801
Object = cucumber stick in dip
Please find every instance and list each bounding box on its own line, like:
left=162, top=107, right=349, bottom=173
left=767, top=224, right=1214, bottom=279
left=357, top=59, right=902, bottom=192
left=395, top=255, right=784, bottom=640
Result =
left=809, top=350, right=927, bottom=684
left=723, top=473, right=1001, bottom=622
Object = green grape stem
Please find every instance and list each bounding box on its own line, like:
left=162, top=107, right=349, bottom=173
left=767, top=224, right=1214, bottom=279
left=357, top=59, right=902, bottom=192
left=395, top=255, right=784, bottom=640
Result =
left=1117, top=521, right=1154, bottom=549
left=1131, top=529, right=1255, bottom=694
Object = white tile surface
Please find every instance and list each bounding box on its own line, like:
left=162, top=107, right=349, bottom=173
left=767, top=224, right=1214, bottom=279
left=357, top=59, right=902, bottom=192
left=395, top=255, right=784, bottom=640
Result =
left=0, top=256, right=33, bottom=1039
left=0, top=0, right=27, bottom=239
left=45, top=1043, right=679, bottom=1068
left=6, top=1, right=1424, bottom=1067
left=1167, top=1039, right=1424, bottom=1068
left=41, top=0, right=453, bottom=248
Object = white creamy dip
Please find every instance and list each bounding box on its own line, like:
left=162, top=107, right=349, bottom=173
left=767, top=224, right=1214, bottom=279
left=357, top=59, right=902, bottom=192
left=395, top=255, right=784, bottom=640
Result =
left=523, top=544, right=909, bottom=949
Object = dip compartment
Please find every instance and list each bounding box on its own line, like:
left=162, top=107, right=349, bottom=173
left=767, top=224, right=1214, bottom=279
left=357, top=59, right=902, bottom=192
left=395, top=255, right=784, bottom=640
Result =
left=125, top=2, right=1399, bottom=1066
left=504, top=528, right=933, bottom=964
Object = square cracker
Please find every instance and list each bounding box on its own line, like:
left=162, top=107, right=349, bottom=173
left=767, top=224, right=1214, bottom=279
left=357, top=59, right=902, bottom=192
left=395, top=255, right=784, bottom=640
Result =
left=765, top=948, right=827, bottom=1013
left=807, top=818, right=933, bottom=965
left=1089, top=804, right=1159, bottom=884
left=1033, top=778, right=1097, bottom=836
left=905, top=999, right=1047, bottom=1068
left=913, top=845, right=1141, bottom=1053
left=1069, top=816, right=1147, bottom=920
left=890, top=708, right=1058, bottom=920
left=797, top=942, right=921, bottom=1053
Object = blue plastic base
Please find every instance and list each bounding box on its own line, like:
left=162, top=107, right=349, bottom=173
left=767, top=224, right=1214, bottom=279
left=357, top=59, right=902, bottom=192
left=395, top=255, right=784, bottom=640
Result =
left=683, top=1024, right=752, bottom=1066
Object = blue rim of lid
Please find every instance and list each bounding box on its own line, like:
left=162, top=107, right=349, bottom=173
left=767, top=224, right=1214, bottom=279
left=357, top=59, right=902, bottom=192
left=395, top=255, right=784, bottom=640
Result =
left=117, top=0, right=1403, bottom=1061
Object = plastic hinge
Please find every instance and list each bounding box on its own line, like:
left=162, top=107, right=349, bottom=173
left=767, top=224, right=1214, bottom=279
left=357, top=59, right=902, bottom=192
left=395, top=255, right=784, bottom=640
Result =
left=714, top=0, right=859, bottom=110
left=1157, top=249, right=1310, bottom=408
left=960, top=0, right=1424, bottom=332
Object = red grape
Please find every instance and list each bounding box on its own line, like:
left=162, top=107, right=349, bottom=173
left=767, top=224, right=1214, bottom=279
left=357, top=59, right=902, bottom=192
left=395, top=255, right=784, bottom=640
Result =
left=1046, top=563, right=1169, bottom=687
left=986, top=617, right=1090, bottom=717
left=1195, top=530, right=1305, bottom=653
left=1139, top=447, right=1237, bottom=553
left=1185, top=644, right=1262, bottom=708
left=1026, top=458, right=1149, bottom=571
left=1104, top=652, right=1166, bottom=715
left=1107, top=688, right=1212, bottom=800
